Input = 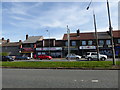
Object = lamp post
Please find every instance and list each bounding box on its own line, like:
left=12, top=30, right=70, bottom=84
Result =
left=106, top=0, right=116, bottom=65
left=67, top=25, right=70, bottom=61
left=46, top=30, right=50, bottom=56
left=86, top=1, right=100, bottom=61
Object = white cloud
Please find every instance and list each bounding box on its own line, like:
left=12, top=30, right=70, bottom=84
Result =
left=2, top=2, right=118, bottom=41
left=10, top=16, right=27, bottom=20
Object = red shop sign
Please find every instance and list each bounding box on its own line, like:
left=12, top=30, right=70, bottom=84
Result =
left=23, top=48, right=34, bottom=52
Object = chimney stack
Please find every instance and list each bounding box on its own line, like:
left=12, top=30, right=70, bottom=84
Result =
left=77, top=29, right=80, bottom=36
left=19, top=40, right=22, bottom=43
left=2, top=37, right=4, bottom=41
left=26, top=34, right=28, bottom=40
left=7, top=39, right=10, bottom=43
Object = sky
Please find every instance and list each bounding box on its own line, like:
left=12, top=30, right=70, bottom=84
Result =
left=1, top=0, right=119, bottom=42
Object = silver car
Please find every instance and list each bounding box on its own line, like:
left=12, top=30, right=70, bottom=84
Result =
left=66, top=54, right=82, bottom=60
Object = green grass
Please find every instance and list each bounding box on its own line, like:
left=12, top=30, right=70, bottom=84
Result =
left=1, top=61, right=120, bottom=69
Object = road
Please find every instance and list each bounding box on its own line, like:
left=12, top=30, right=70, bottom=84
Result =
left=2, top=69, right=119, bottom=88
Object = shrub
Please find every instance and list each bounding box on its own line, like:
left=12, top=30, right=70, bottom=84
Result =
left=0, top=52, right=10, bottom=56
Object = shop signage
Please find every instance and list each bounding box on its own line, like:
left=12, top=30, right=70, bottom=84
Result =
left=64, top=46, right=78, bottom=50
left=22, top=48, right=34, bottom=52
left=36, top=47, right=62, bottom=51
left=79, top=46, right=96, bottom=49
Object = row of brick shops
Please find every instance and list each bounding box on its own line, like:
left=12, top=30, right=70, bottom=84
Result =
left=1, top=30, right=120, bottom=58
left=20, top=45, right=120, bottom=58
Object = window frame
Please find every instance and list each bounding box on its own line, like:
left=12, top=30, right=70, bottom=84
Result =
left=82, top=41, right=86, bottom=45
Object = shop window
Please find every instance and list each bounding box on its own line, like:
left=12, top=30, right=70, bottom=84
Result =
left=106, top=40, right=111, bottom=45
left=82, top=41, right=86, bottom=45
left=88, top=41, right=92, bottom=45
left=72, top=41, right=76, bottom=46
left=65, top=41, right=68, bottom=46
left=118, top=39, right=120, bottom=43
left=99, top=40, right=104, bottom=45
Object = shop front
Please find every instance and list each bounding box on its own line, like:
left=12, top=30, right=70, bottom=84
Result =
left=115, top=46, right=120, bottom=57
left=20, top=48, right=34, bottom=58
left=99, top=45, right=112, bottom=57
left=79, top=46, right=96, bottom=56
left=63, top=46, right=79, bottom=57
left=36, top=47, right=62, bottom=58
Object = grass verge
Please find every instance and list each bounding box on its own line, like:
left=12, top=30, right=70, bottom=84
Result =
left=0, top=61, right=120, bottom=69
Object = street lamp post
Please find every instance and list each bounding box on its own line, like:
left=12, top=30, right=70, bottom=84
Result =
left=46, top=30, right=50, bottom=56
left=67, top=25, right=70, bottom=61
left=87, top=1, right=100, bottom=61
left=106, top=0, right=116, bottom=65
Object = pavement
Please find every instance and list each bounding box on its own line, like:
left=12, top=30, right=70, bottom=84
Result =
left=13, top=58, right=120, bottom=62
left=2, top=69, right=119, bottom=88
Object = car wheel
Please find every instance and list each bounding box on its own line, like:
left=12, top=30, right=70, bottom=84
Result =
left=66, top=57, right=68, bottom=60
left=76, top=57, right=79, bottom=60
left=87, top=57, right=92, bottom=61
left=101, top=57, right=106, bottom=61
left=39, top=58, right=42, bottom=60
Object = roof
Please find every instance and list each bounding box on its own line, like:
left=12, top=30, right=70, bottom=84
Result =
left=23, top=36, right=43, bottom=43
left=0, top=39, right=7, bottom=44
left=63, top=32, right=95, bottom=40
left=112, top=30, right=120, bottom=38
left=2, top=42, right=22, bottom=47
left=63, top=30, right=120, bottom=40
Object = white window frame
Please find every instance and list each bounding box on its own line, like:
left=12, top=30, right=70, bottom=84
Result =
left=65, top=41, right=68, bottom=46
left=106, top=40, right=111, bottom=45
left=99, top=40, right=104, bottom=45
left=82, top=41, right=86, bottom=45
left=71, top=41, right=76, bottom=46
left=88, top=40, right=92, bottom=45
left=118, top=39, right=120, bottom=43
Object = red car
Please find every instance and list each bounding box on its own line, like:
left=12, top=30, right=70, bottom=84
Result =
left=34, top=54, right=52, bottom=60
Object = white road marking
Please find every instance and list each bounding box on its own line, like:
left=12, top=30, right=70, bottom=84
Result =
left=81, top=80, right=84, bottom=82
left=91, top=80, right=99, bottom=83
left=74, top=80, right=77, bottom=82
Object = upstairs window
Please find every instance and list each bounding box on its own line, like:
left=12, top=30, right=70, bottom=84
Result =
left=82, top=41, right=86, bottom=45
left=106, top=40, right=111, bottom=45
left=118, top=39, right=120, bottom=43
left=99, top=40, right=104, bottom=45
left=88, top=41, right=92, bottom=45
left=65, top=41, right=68, bottom=46
left=71, top=41, right=76, bottom=46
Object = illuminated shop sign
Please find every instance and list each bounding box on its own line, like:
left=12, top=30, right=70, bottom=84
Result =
left=79, top=46, right=96, bottom=49
left=36, top=47, right=62, bottom=51
left=22, top=48, right=34, bottom=51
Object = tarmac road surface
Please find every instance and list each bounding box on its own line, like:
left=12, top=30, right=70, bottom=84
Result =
left=2, top=69, right=119, bottom=88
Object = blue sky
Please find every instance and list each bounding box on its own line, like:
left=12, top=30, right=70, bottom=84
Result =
left=1, top=1, right=118, bottom=42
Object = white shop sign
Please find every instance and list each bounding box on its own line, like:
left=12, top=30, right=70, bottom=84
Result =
left=36, top=47, right=62, bottom=51
left=79, top=46, right=96, bottom=49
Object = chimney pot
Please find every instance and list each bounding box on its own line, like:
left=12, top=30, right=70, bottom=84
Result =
left=2, top=37, right=4, bottom=41
left=19, top=40, right=22, bottom=42
left=26, top=34, right=28, bottom=40
left=7, top=39, right=10, bottom=43
left=77, top=29, right=80, bottom=36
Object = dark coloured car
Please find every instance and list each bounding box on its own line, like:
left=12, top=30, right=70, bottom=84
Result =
left=15, top=56, right=31, bottom=60
left=2, top=56, right=14, bottom=61
left=34, top=54, right=52, bottom=60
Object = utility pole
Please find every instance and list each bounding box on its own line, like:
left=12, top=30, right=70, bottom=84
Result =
left=86, top=1, right=99, bottom=61
left=46, top=30, right=50, bottom=56
left=93, top=13, right=100, bottom=61
left=106, top=0, right=116, bottom=65
left=67, top=25, right=70, bottom=61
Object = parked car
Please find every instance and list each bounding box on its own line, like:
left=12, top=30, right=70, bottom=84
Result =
left=15, top=56, right=31, bottom=60
left=85, top=52, right=107, bottom=61
left=66, top=54, right=82, bottom=60
left=35, top=54, right=52, bottom=60
left=2, top=56, right=14, bottom=61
